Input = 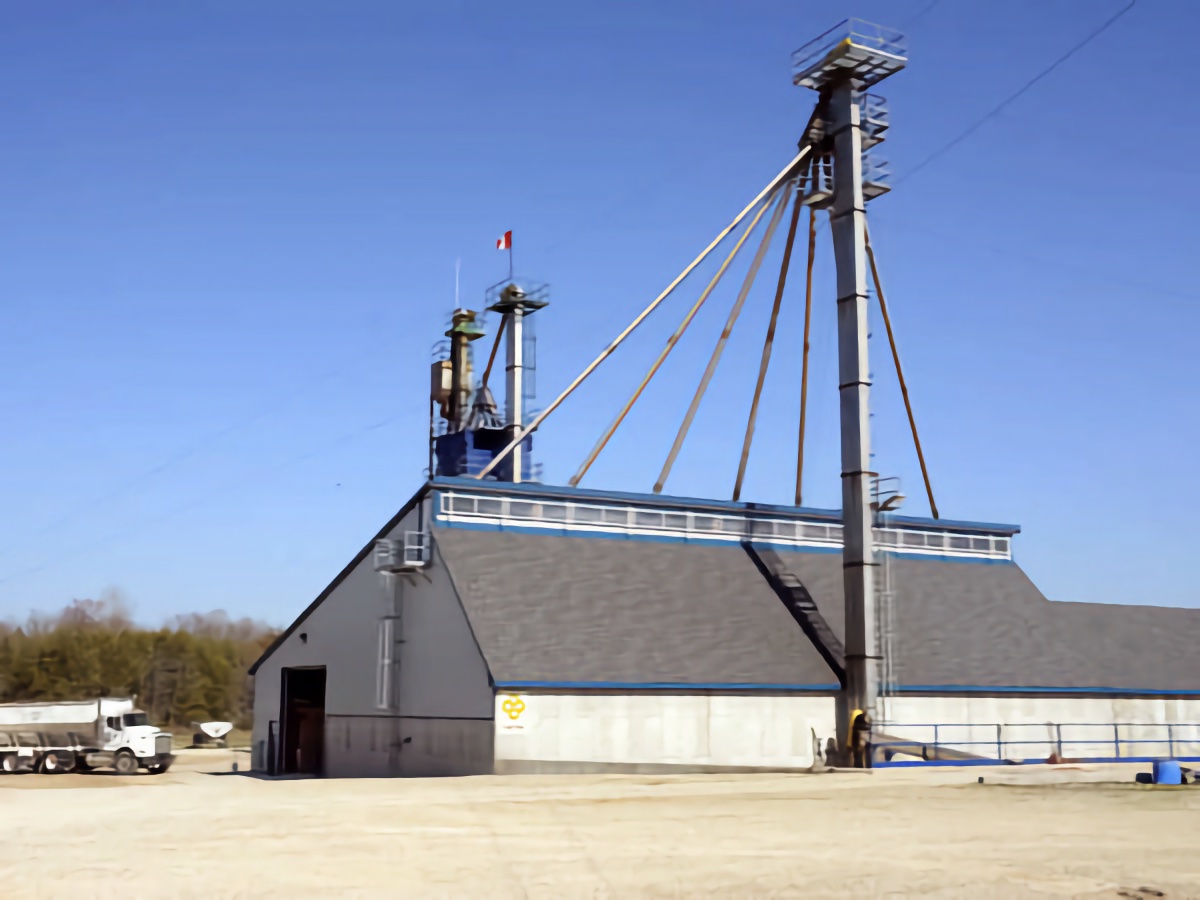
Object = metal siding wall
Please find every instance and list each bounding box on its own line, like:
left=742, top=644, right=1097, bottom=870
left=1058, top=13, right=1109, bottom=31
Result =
left=397, top=541, right=494, bottom=719
left=251, top=498, right=494, bottom=773
left=880, top=696, right=1200, bottom=760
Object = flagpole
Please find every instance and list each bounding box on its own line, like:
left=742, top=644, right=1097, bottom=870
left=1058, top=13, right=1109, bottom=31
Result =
left=508, top=242, right=513, bottom=280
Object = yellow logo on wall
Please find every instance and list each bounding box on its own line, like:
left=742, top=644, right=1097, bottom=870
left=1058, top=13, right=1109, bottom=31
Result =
left=501, top=695, right=526, bottom=721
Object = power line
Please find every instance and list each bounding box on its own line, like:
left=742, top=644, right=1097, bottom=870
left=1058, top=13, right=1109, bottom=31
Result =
left=0, top=356, right=378, bottom=564
left=0, top=413, right=405, bottom=591
left=902, top=0, right=941, bottom=29
left=867, top=211, right=1200, bottom=307
left=2, top=376, right=321, bottom=552
left=898, top=0, right=1137, bottom=185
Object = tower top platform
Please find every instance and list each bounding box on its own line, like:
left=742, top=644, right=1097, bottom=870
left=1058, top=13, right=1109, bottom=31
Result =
left=485, top=277, right=550, bottom=313
left=792, top=19, right=907, bottom=91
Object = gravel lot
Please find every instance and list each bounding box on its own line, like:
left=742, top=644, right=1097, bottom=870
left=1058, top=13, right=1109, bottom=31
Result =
left=0, top=750, right=1196, bottom=898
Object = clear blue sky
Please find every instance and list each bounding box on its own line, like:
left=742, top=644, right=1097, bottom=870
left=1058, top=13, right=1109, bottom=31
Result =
left=1, top=0, right=1196, bottom=626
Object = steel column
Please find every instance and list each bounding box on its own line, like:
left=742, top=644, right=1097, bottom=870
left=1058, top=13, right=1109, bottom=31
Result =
left=506, top=309, right=526, bottom=483
left=828, top=81, right=880, bottom=753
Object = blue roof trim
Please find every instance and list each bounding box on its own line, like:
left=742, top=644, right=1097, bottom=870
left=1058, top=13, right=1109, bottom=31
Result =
left=494, top=680, right=841, bottom=692
left=433, top=517, right=1016, bottom=565
left=491, top=679, right=1200, bottom=696
left=430, top=476, right=1020, bottom=536
left=897, top=684, right=1200, bottom=696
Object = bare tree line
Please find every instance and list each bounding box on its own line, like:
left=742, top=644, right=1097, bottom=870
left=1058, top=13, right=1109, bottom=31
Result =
left=0, top=596, right=278, bottom=729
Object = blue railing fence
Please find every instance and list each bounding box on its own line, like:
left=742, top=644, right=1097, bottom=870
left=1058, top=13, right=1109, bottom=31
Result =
left=874, top=721, right=1200, bottom=767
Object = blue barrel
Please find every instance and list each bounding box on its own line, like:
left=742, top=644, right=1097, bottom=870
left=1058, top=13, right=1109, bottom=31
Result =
left=1153, top=760, right=1182, bottom=785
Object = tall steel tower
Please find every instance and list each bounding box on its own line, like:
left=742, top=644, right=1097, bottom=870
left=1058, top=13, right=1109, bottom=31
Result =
left=792, top=20, right=907, bottom=749
left=487, top=280, right=549, bottom=483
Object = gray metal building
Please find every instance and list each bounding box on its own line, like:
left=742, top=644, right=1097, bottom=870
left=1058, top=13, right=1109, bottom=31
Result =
left=250, top=477, right=1200, bottom=777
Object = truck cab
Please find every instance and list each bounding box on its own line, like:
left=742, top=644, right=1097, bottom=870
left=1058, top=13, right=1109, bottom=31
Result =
left=99, top=708, right=174, bottom=773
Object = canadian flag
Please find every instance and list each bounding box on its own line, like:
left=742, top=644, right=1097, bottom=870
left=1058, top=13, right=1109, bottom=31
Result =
left=496, top=230, right=512, bottom=250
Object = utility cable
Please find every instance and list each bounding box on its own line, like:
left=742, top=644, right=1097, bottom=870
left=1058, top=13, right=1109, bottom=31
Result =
left=0, top=363, right=355, bottom=563
left=654, top=181, right=794, bottom=495
left=794, top=205, right=819, bottom=507
left=901, top=0, right=941, bottom=28
left=0, top=413, right=405, bottom=591
left=570, top=186, right=782, bottom=487
left=474, top=146, right=814, bottom=482
left=863, top=219, right=939, bottom=519
left=899, top=0, right=1136, bottom=185
left=868, top=210, right=1200, bottom=306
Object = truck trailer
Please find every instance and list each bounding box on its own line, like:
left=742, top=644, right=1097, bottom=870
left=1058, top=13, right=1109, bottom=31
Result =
left=0, top=697, right=174, bottom=775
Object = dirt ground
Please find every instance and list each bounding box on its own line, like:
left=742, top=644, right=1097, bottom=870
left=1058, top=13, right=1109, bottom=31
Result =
left=0, top=750, right=1197, bottom=898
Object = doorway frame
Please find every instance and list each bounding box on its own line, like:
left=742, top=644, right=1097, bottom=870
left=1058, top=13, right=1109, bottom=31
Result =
left=279, top=665, right=327, bottom=776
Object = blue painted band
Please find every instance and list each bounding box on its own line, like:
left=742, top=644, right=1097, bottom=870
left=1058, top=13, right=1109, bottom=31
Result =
left=897, top=684, right=1200, bottom=696
left=433, top=516, right=1014, bottom=566
left=876, top=756, right=1200, bottom=769
left=493, top=680, right=841, bottom=692
left=490, top=676, right=1200, bottom=695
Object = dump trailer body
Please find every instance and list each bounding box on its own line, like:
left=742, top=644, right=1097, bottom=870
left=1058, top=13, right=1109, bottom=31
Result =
left=0, top=697, right=134, bottom=729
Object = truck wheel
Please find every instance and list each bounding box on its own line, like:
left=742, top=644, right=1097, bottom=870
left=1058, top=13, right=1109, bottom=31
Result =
left=39, top=752, right=68, bottom=774
left=1, top=755, right=20, bottom=774
left=113, top=750, right=138, bottom=775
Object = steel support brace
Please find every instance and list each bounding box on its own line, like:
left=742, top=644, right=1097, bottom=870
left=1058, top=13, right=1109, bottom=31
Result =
left=475, top=147, right=812, bottom=482
left=572, top=186, right=782, bottom=487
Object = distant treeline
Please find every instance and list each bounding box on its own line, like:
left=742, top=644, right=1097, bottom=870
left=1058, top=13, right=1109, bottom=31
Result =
left=0, top=598, right=278, bottom=729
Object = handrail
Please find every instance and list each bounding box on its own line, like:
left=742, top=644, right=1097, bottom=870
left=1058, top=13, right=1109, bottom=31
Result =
left=873, top=720, right=1200, bottom=767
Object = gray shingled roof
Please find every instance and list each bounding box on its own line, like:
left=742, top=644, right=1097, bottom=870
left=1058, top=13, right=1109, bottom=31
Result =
left=780, top=552, right=1200, bottom=690
left=780, top=552, right=1064, bottom=688
left=1049, top=601, right=1200, bottom=692
left=436, top=526, right=1200, bottom=692
left=433, top=527, right=839, bottom=687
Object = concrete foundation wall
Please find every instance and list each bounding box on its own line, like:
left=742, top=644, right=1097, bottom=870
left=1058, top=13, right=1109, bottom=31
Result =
left=251, top=498, right=495, bottom=776
left=485, top=691, right=1200, bottom=774
left=880, top=695, right=1200, bottom=760
left=323, top=715, right=494, bottom=778
left=493, top=692, right=837, bottom=771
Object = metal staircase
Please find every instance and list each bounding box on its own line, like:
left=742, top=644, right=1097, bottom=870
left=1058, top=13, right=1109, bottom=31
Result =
left=742, top=542, right=846, bottom=686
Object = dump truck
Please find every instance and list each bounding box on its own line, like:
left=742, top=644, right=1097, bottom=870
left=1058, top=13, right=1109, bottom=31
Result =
left=0, top=697, right=174, bottom=775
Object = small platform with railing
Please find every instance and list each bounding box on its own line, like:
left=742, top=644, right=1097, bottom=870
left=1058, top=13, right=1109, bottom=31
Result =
left=793, top=19, right=907, bottom=92
left=373, top=532, right=432, bottom=574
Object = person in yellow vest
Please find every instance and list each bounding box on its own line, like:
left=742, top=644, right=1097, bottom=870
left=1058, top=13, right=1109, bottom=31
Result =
left=849, top=708, right=873, bottom=769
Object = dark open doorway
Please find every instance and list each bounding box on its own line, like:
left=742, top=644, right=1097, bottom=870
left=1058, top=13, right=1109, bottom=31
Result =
left=279, top=666, right=326, bottom=776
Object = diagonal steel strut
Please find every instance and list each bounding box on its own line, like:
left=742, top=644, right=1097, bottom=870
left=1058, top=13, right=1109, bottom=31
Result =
left=863, top=218, right=939, bottom=519
left=733, top=165, right=810, bottom=502
left=794, top=204, right=818, bottom=506
left=654, top=181, right=795, bottom=494
left=570, top=183, right=784, bottom=487
left=471, top=146, right=814, bottom=482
